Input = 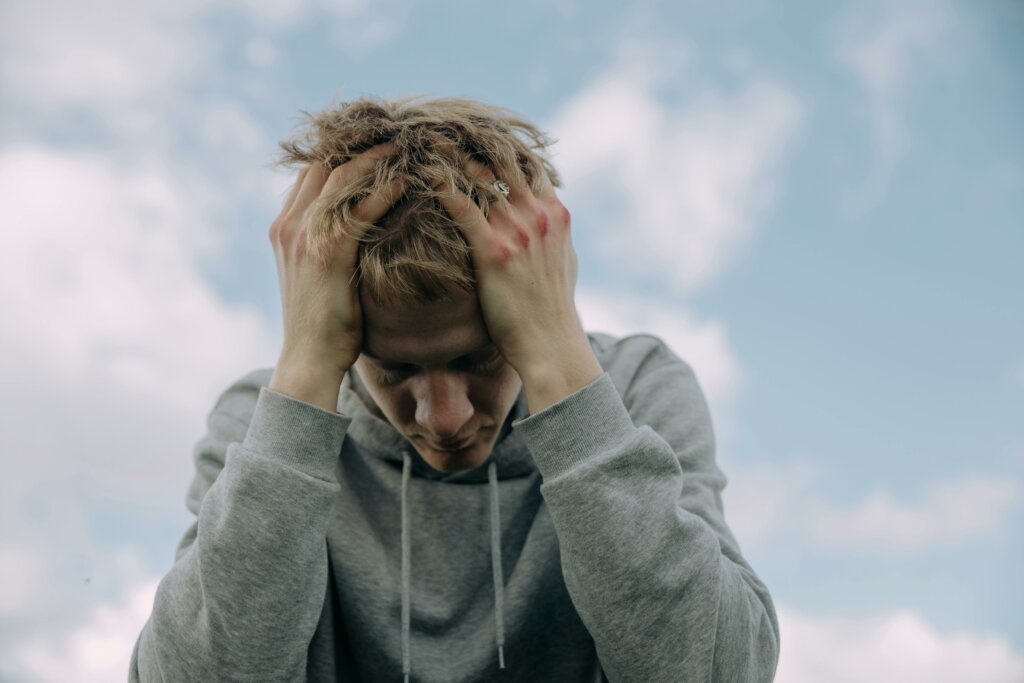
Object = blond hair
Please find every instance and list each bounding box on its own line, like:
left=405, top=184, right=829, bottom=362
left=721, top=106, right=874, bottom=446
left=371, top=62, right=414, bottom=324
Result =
left=271, top=95, right=562, bottom=307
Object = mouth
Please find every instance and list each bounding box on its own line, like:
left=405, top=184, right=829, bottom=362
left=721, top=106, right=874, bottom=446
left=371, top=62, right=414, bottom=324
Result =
left=429, top=434, right=473, bottom=451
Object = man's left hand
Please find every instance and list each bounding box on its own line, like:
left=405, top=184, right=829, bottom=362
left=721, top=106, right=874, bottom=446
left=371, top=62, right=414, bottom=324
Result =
left=437, top=158, right=598, bottom=392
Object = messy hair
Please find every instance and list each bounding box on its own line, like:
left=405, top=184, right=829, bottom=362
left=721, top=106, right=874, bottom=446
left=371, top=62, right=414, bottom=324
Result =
left=271, top=95, right=562, bottom=308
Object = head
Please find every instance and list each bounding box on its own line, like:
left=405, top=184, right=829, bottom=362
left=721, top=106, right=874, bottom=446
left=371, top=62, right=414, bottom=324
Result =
left=272, top=95, right=562, bottom=473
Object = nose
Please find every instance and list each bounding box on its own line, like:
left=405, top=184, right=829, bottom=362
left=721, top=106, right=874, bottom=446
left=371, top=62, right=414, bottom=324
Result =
left=412, top=370, right=474, bottom=440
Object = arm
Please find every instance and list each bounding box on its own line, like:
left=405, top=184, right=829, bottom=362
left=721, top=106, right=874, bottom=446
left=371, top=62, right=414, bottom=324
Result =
left=128, top=369, right=350, bottom=682
left=511, top=336, right=780, bottom=683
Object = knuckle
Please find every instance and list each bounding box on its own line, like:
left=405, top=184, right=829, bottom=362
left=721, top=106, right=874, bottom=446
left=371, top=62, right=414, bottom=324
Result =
left=274, top=213, right=304, bottom=243
left=485, top=235, right=512, bottom=264
left=534, top=208, right=549, bottom=236
left=495, top=243, right=514, bottom=266
left=559, top=204, right=571, bottom=229
left=508, top=219, right=531, bottom=247
left=326, top=164, right=352, bottom=188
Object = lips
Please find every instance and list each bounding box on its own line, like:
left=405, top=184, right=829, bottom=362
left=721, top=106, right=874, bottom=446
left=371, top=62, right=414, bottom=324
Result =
left=431, top=434, right=472, bottom=451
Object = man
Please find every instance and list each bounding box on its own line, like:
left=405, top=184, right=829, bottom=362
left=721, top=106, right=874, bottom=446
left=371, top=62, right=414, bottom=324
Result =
left=129, top=95, right=780, bottom=682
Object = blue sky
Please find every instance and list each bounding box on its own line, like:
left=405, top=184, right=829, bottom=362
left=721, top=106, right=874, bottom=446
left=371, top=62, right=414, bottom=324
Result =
left=1, top=0, right=1021, bottom=680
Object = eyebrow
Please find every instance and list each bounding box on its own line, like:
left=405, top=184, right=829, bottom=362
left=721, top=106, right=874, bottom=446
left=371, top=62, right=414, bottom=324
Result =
left=362, top=342, right=495, bottom=366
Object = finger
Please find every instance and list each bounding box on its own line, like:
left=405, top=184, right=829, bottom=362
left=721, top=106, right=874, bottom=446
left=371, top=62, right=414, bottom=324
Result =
left=464, top=156, right=532, bottom=207
left=278, top=166, right=310, bottom=219
left=536, top=166, right=555, bottom=196
left=436, top=179, right=493, bottom=248
left=322, top=142, right=399, bottom=195
left=425, top=131, right=462, bottom=161
left=464, top=157, right=520, bottom=198
left=289, top=161, right=331, bottom=220
left=464, top=157, right=497, bottom=184
left=350, top=177, right=409, bottom=224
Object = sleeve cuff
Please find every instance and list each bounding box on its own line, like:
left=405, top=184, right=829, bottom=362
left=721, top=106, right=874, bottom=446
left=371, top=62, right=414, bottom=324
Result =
left=240, top=386, right=352, bottom=481
left=511, top=372, right=637, bottom=481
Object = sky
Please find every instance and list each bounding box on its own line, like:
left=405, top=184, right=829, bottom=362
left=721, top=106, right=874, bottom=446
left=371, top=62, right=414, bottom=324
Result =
left=1, top=0, right=1022, bottom=681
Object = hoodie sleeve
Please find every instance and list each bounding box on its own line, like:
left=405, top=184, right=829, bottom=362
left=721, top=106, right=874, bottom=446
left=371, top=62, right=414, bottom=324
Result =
left=128, top=370, right=351, bottom=683
left=510, top=336, right=780, bottom=683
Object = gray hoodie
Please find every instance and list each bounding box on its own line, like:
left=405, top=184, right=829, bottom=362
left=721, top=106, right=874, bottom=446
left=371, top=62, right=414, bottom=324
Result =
left=129, top=331, right=780, bottom=682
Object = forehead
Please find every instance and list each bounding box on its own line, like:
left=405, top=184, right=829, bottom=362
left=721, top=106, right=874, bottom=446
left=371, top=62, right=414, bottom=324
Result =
left=360, top=287, right=492, bottom=365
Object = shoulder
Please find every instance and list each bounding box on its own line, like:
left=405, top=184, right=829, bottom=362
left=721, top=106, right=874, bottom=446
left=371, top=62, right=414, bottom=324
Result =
left=585, top=330, right=714, bottom=441
left=586, top=330, right=709, bottom=413
left=586, top=330, right=697, bottom=384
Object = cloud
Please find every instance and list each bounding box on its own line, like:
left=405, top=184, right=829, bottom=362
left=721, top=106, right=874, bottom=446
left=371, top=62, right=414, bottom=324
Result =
left=0, top=146, right=278, bottom=411
left=1, top=0, right=210, bottom=108
left=775, top=602, right=1024, bottom=683
left=720, top=458, right=825, bottom=550
left=834, top=0, right=959, bottom=216
left=547, top=41, right=802, bottom=293
left=0, top=543, right=51, bottom=619
left=0, top=143, right=279, bottom=665
left=809, top=475, right=1021, bottom=552
left=0, top=0, right=399, bottom=114
left=1, top=573, right=159, bottom=683
left=718, top=461, right=1021, bottom=556
left=576, top=286, right=740, bottom=421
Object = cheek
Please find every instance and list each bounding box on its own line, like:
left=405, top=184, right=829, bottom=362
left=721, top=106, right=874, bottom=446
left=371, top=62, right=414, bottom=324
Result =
left=356, top=368, right=408, bottom=414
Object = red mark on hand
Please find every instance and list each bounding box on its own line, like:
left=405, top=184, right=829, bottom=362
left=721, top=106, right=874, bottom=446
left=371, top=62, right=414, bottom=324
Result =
left=497, top=243, right=513, bottom=264
left=514, top=226, right=530, bottom=247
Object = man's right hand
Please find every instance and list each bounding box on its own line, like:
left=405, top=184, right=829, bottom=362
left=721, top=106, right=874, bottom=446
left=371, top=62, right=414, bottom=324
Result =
left=267, top=143, right=406, bottom=411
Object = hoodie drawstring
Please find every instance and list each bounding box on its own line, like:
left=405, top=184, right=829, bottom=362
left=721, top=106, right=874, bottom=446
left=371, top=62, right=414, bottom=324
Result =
left=488, top=460, right=506, bottom=669
left=401, top=453, right=412, bottom=683
left=400, top=452, right=507, bottom=682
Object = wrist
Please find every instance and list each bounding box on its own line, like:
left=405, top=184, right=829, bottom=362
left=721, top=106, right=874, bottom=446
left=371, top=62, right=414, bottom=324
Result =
left=516, top=338, right=603, bottom=415
left=269, top=355, right=348, bottom=413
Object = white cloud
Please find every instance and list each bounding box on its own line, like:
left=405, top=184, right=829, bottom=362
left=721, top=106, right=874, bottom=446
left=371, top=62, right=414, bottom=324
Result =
left=776, top=602, right=1024, bottom=683
left=548, top=45, right=802, bottom=293
left=0, top=143, right=280, bottom=666
left=0, top=0, right=210, bottom=108
left=834, top=0, right=959, bottom=216
left=718, top=462, right=1021, bottom=556
left=721, top=458, right=825, bottom=550
left=0, top=543, right=50, bottom=619
left=0, top=146, right=278, bottom=411
left=2, top=574, right=160, bottom=683
left=576, top=286, right=740, bottom=417
left=809, top=475, right=1021, bottom=552
left=0, top=0, right=399, bottom=116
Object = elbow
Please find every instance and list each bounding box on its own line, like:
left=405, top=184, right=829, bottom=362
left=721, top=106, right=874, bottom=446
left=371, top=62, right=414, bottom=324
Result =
left=712, top=555, right=781, bottom=683
left=756, top=600, right=781, bottom=683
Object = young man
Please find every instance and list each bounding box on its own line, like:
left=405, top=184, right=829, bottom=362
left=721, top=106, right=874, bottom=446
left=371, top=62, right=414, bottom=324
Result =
left=129, top=96, right=780, bottom=682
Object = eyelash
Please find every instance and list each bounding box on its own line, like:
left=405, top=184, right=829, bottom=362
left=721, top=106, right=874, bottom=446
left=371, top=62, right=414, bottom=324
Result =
left=374, top=355, right=504, bottom=384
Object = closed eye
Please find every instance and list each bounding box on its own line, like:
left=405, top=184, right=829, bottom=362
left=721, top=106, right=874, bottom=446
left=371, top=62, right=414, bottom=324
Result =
left=373, top=351, right=504, bottom=384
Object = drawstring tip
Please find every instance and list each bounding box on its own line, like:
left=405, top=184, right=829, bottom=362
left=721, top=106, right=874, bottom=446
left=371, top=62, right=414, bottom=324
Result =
left=498, top=644, right=505, bottom=669
left=404, top=674, right=409, bottom=683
